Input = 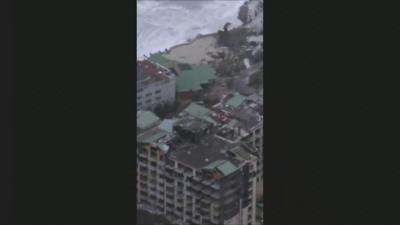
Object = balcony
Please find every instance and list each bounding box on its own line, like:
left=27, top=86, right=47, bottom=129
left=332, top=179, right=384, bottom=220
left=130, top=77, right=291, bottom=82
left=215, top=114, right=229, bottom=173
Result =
left=165, top=163, right=174, bottom=170
left=166, top=203, right=174, bottom=209
left=138, top=161, right=147, bottom=168
left=166, top=194, right=174, bottom=200
left=139, top=175, right=148, bottom=181
left=201, top=197, right=212, bottom=204
left=211, top=183, right=221, bottom=190
left=223, top=187, right=239, bottom=197
left=138, top=149, right=147, bottom=156
left=166, top=187, right=174, bottom=193
left=157, top=201, right=164, bottom=207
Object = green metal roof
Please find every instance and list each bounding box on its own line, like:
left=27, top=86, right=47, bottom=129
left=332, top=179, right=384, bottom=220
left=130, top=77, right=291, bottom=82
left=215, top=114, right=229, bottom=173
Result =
left=226, top=93, right=246, bottom=108
left=203, top=160, right=238, bottom=176
left=230, top=146, right=251, bottom=160
left=176, top=64, right=216, bottom=93
left=217, top=161, right=237, bottom=176
left=185, top=102, right=209, bottom=118
left=158, top=119, right=174, bottom=133
left=203, top=160, right=225, bottom=170
left=148, top=53, right=172, bottom=67
left=202, top=116, right=216, bottom=124
left=224, top=119, right=238, bottom=129
left=184, top=103, right=216, bottom=124
left=137, top=111, right=160, bottom=129
left=142, top=130, right=168, bottom=143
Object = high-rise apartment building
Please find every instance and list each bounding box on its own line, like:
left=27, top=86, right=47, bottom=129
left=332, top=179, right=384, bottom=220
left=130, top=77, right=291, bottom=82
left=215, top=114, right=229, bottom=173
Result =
left=137, top=108, right=259, bottom=225
left=215, top=92, right=264, bottom=198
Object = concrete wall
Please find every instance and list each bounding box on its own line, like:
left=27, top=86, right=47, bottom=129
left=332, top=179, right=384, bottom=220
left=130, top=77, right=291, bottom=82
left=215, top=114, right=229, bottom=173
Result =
left=137, top=75, right=176, bottom=111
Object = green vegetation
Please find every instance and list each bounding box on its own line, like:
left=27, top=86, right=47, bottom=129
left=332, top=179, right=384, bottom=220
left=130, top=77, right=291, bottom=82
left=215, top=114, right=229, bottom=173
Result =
left=154, top=101, right=179, bottom=118
left=217, top=27, right=249, bottom=51
left=215, top=54, right=243, bottom=77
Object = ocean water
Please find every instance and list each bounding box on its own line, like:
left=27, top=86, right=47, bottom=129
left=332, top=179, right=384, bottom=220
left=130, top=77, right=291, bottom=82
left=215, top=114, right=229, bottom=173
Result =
left=137, top=0, right=246, bottom=59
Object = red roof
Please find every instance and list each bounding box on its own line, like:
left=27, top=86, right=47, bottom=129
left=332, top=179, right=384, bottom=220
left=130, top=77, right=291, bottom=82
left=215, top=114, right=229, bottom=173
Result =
left=138, top=60, right=158, bottom=76
left=137, top=60, right=166, bottom=83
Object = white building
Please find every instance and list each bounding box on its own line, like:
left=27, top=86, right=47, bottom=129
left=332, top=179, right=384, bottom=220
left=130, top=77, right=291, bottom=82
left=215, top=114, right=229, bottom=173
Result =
left=137, top=60, right=176, bottom=111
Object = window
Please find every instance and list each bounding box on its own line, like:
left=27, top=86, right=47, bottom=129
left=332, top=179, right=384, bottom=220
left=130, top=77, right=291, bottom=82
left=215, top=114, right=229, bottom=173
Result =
left=138, top=88, right=144, bottom=93
left=155, top=89, right=161, bottom=94
left=137, top=95, right=142, bottom=99
left=145, top=92, right=152, bottom=97
left=138, top=102, right=142, bottom=106
left=146, top=99, right=152, bottom=103
left=156, top=96, right=162, bottom=101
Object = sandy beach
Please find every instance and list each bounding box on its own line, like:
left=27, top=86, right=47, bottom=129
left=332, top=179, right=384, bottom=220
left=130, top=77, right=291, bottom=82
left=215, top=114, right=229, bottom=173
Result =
left=163, top=33, right=224, bottom=65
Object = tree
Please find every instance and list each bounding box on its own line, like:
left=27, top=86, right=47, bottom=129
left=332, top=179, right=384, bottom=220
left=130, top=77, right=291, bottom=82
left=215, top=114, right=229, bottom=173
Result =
left=153, top=104, right=165, bottom=118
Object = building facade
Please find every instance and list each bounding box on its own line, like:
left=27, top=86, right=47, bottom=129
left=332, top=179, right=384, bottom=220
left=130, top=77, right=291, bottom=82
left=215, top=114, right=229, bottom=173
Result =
left=137, top=60, right=176, bottom=111
left=216, top=93, right=264, bottom=199
left=137, top=111, right=258, bottom=225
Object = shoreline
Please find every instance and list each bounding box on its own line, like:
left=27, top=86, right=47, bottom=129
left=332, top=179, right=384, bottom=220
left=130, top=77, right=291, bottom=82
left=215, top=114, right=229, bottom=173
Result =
left=165, top=21, right=247, bottom=54
left=145, top=23, right=247, bottom=59
left=167, top=32, right=218, bottom=52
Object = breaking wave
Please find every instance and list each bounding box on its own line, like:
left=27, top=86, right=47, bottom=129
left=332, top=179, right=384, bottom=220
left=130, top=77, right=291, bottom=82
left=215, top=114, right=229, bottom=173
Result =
left=137, top=0, right=246, bottom=59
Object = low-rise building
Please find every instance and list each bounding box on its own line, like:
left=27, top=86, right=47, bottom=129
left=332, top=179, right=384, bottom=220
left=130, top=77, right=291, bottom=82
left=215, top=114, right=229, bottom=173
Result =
left=148, top=53, right=216, bottom=101
left=137, top=60, right=176, bottom=111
